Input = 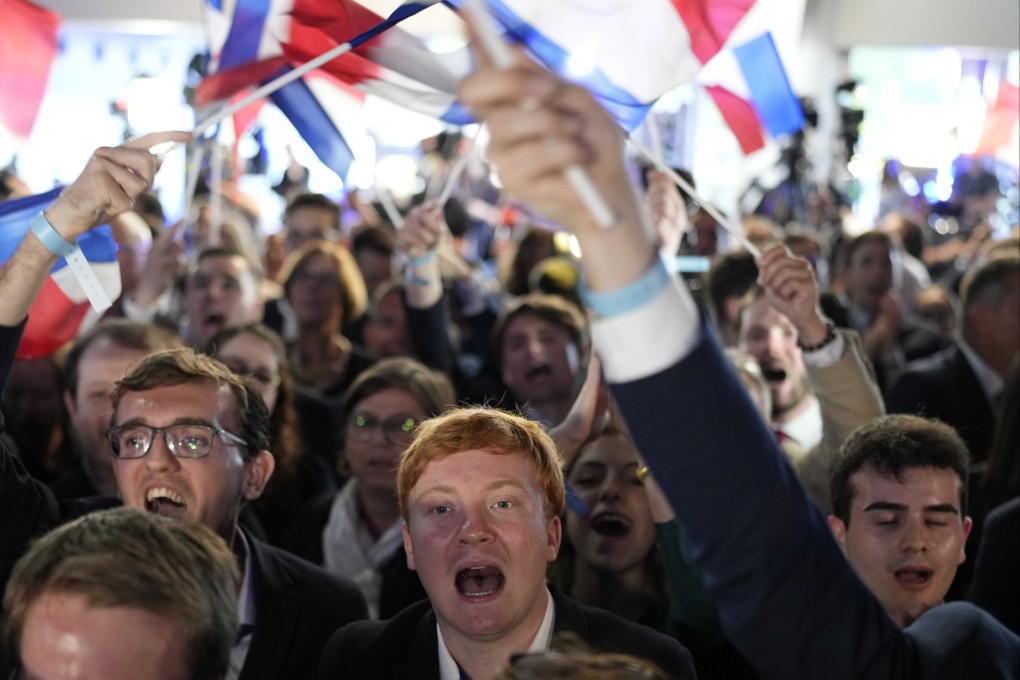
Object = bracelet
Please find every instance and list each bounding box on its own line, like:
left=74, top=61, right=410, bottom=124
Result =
left=30, top=212, right=76, bottom=258
left=577, top=256, right=672, bottom=317
left=797, top=320, right=837, bottom=352
left=636, top=465, right=651, bottom=482
left=406, top=249, right=438, bottom=267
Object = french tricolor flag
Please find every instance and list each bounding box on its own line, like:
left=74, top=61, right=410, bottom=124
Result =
left=198, top=0, right=468, bottom=181
left=700, top=31, right=805, bottom=154
left=444, top=0, right=757, bottom=132
left=0, top=189, right=121, bottom=359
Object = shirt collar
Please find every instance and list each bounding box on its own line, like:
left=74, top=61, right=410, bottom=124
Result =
left=436, top=588, right=555, bottom=680
left=235, top=530, right=257, bottom=629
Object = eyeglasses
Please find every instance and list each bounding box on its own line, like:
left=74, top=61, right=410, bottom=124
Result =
left=347, top=414, right=418, bottom=446
left=106, top=424, right=249, bottom=459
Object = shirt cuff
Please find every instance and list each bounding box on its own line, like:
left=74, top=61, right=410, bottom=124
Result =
left=800, top=332, right=846, bottom=368
left=592, top=274, right=700, bottom=384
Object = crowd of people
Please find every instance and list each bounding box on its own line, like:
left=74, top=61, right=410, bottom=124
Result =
left=1, top=33, right=1018, bottom=680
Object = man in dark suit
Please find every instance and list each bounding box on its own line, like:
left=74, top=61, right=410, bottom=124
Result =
left=320, top=408, right=694, bottom=679
left=0, top=132, right=368, bottom=680
left=459, top=47, right=1018, bottom=678
left=836, top=231, right=952, bottom=392
left=887, top=254, right=1020, bottom=464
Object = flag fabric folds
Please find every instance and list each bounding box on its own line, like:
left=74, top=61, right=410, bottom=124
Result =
left=201, top=0, right=359, bottom=180
left=703, top=32, right=804, bottom=154
left=198, top=0, right=466, bottom=181
left=0, top=0, right=61, bottom=142
left=443, top=0, right=756, bottom=131
left=0, top=189, right=121, bottom=359
left=973, top=82, right=1020, bottom=156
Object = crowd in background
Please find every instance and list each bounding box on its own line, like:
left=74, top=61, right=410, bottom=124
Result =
left=1, top=100, right=1017, bottom=679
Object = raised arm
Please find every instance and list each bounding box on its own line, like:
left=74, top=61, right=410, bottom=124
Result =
left=458, top=42, right=926, bottom=680
left=0, top=132, right=190, bottom=326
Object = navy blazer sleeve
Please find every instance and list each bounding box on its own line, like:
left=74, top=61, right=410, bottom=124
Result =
left=0, top=321, right=64, bottom=590
left=607, top=323, right=1019, bottom=680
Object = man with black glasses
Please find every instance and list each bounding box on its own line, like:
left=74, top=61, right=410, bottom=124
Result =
left=0, top=132, right=367, bottom=680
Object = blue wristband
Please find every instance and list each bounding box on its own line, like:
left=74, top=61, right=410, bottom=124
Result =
left=578, top=256, right=672, bottom=317
left=30, top=212, right=75, bottom=258
left=406, top=249, right=438, bottom=267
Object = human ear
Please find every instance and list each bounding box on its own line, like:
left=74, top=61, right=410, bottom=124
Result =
left=827, top=515, right=848, bottom=555
left=242, top=450, right=275, bottom=500
left=402, top=522, right=416, bottom=570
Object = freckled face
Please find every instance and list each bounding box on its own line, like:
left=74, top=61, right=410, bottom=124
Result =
left=402, top=450, right=560, bottom=643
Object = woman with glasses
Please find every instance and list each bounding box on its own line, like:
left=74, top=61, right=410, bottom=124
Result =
left=287, top=356, right=456, bottom=619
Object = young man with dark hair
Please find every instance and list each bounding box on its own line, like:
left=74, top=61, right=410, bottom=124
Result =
left=827, top=414, right=973, bottom=627
left=283, top=192, right=342, bottom=255
left=492, top=293, right=590, bottom=426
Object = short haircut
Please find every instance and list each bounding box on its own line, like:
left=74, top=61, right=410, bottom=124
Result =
left=706, top=250, right=758, bottom=327
left=830, top=414, right=970, bottom=525
left=845, top=231, right=892, bottom=267
left=351, top=223, right=396, bottom=258
left=190, top=246, right=264, bottom=282
left=345, top=356, right=456, bottom=419
left=3, top=507, right=238, bottom=680
left=497, top=631, right=669, bottom=680
left=278, top=240, right=369, bottom=328
left=111, top=348, right=271, bottom=458
left=491, top=293, right=589, bottom=368
left=63, top=319, right=184, bottom=399
left=284, top=192, right=341, bottom=230
left=959, top=253, right=1020, bottom=338
left=397, top=407, right=566, bottom=522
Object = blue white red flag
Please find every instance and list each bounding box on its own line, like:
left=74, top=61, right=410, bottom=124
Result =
left=700, top=31, right=804, bottom=154
left=198, top=0, right=467, bottom=181
left=443, top=0, right=757, bottom=131
left=0, top=189, right=121, bottom=359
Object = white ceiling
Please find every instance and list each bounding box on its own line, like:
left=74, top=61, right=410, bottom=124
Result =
left=33, top=0, right=464, bottom=38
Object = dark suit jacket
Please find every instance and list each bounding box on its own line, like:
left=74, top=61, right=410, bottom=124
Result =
left=886, top=344, right=996, bottom=463
left=969, top=498, right=1020, bottom=636
left=319, top=585, right=695, bottom=679
left=609, top=320, right=1018, bottom=680
left=0, top=320, right=367, bottom=680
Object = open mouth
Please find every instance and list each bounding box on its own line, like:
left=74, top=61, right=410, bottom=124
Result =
left=525, top=365, right=553, bottom=380
left=761, top=366, right=787, bottom=384
left=203, top=311, right=226, bottom=328
left=145, top=487, right=187, bottom=520
left=894, top=568, right=933, bottom=586
left=590, top=512, right=631, bottom=537
left=455, top=565, right=505, bottom=598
